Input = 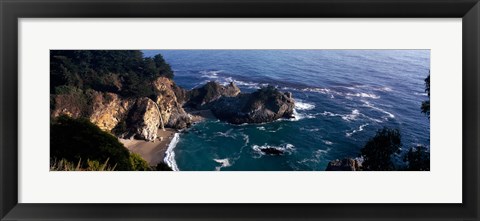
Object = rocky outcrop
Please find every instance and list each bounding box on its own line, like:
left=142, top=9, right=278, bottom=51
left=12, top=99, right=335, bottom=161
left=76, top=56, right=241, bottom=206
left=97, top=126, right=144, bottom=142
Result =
left=89, top=92, right=132, bottom=132
left=51, top=93, right=87, bottom=119
left=125, top=97, right=161, bottom=141
left=51, top=78, right=295, bottom=141
left=51, top=76, right=194, bottom=141
left=153, top=77, right=192, bottom=129
left=325, top=158, right=362, bottom=171
left=185, top=81, right=240, bottom=109
left=210, top=85, right=295, bottom=124
left=260, top=148, right=284, bottom=155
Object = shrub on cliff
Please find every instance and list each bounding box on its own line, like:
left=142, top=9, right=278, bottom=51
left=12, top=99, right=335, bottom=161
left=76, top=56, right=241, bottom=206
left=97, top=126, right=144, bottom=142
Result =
left=50, top=115, right=149, bottom=171
left=50, top=158, right=117, bottom=171
left=129, top=153, right=151, bottom=171
left=360, top=127, right=401, bottom=171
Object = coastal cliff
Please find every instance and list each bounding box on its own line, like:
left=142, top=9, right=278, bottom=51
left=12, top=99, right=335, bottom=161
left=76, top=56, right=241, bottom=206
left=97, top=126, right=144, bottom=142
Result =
left=50, top=50, right=297, bottom=171
left=52, top=79, right=296, bottom=140
left=51, top=77, right=192, bottom=142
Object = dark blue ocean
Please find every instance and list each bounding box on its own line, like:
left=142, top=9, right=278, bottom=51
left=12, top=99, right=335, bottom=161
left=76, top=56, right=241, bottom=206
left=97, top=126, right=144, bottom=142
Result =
left=143, top=50, right=430, bottom=171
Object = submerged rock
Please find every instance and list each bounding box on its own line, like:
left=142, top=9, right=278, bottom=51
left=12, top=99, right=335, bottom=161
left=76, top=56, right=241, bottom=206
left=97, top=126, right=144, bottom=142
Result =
left=260, top=147, right=284, bottom=155
left=210, top=85, right=295, bottom=124
left=325, top=158, right=362, bottom=171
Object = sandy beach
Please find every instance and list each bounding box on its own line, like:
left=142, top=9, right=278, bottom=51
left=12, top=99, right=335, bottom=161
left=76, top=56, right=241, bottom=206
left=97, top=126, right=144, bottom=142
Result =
left=120, top=128, right=177, bottom=166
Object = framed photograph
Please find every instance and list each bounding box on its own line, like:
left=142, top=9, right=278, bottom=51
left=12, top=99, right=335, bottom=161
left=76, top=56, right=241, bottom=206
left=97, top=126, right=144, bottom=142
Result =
left=1, top=0, right=479, bottom=220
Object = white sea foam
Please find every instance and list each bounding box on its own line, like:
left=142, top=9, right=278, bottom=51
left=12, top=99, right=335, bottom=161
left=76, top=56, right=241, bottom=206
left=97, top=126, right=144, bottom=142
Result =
left=295, top=100, right=316, bottom=110
left=342, top=109, right=361, bottom=121
left=233, top=80, right=262, bottom=89
left=213, top=158, right=232, bottom=171
left=323, top=140, right=333, bottom=145
left=252, top=143, right=295, bottom=155
left=164, top=133, right=180, bottom=171
left=286, top=109, right=317, bottom=121
left=302, top=87, right=332, bottom=94
left=345, top=92, right=380, bottom=99
left=414, top=92, right=428, bottom=96
left=215, top=128, right=234, bottom=138
left=321, top=109, right=362, bottom=122
left=257, top=126, right=266, bottom=131
left=362, top=100, right=395, bottom=119
left=380, top=87, right=393, bottom=92
left=346, top=123, right=369, bottom=137
left=241, top=133, right=250, bottom=146
left=315, top=148, right=330, bottom=156
left=200, top=70, right=223, bottom=79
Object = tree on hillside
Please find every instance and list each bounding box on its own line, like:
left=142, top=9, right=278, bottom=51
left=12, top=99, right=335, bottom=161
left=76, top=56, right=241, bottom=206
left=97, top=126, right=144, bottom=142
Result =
left=50, top=115, right=149, bottom=171
left=50, top=50, right=174, bottom=98
left=360, top=127, right=402, bottom=171
left=403, top=145, right=430, bottom=171
left=404, top=72, right=431, bottom=171
left=421, top=74, right=430, bottom=117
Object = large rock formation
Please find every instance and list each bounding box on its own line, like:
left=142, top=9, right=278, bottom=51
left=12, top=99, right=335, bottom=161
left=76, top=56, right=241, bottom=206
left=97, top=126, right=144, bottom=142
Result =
left=185, top=81, right=240, bottom=109
left=51, top=77, right=193, bottom=141
left=210, top=85, right=295, bottom=124
left=125, top=97, right=161, bottom=141
left=51, top=78, right=295, bottom=141
left=153, top=77, right=192, bottom=129
left=89, top=92, right=132, bottom=132
left=325, top=158, right=363, bottom=171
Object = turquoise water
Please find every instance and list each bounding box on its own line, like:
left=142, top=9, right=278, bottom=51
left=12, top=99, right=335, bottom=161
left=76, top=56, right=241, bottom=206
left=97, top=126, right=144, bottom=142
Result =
left=144, top=50, right=430, bottom=171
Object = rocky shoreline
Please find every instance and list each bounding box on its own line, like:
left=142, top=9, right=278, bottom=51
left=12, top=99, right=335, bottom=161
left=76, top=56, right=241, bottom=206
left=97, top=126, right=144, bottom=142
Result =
left=51, top=77, right=297, bottom=166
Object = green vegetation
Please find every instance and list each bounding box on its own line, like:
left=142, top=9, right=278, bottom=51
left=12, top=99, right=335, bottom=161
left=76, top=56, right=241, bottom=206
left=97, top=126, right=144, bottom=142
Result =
left=50, top=115, right=149, bottom=171
left=421, top=74, right=430, bottom=117
left=359, top=73, right=431, bottom=171
left=155, top=162, right=173, bottom=171
left=129, top=153, right=151, bottom=171
left=50, top=158, right=117, bottom=171
left=50, top=50, right=173, bottom=98
left=403, top=145, right=430, bottom=171
left=360, top=128, right=402, bottom=171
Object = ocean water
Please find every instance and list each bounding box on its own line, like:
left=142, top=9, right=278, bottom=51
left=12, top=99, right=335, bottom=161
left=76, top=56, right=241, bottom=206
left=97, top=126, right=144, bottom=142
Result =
left=143, top=50, right=430, bottom=171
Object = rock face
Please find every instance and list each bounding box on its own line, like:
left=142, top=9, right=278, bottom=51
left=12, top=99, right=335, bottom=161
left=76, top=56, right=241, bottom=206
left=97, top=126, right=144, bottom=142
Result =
left=153, top=77, right=192, bottom=129
left=125, top=97, right=161, bottom=141
left=325, top=158, right=362, bottom=171
left=51, top=77, right=193, bottom=141
left=210, top=85, right=295, bottom=124
left=89, top=92, right=131, bottom=132
left=51, top=78, right=295, bottom=141
left=185, top=81, right=240, bottom=109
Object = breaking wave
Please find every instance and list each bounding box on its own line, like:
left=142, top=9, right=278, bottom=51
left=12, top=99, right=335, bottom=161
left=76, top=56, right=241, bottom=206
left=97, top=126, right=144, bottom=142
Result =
left=295, top=100, right=316, bottom=110
left=213, top=158, right=232, bottom=171
left=164, top=133, right=180, bottom=171
left=252, top=143, right=295, bottom=156
left=346, top=123, right=369, bottom=137
left=321, top=109, right=361, bottom=121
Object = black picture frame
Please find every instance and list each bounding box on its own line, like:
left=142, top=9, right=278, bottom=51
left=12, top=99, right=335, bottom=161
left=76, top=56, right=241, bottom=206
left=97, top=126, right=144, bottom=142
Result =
left=1, top=0, right=479, bottom=220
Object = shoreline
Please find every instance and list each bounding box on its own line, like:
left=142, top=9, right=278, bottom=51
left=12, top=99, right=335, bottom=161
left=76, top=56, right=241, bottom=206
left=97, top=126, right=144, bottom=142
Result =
left=118, top=111, right=211, bottom=169
left=120, top=128, right=177, bottom=167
